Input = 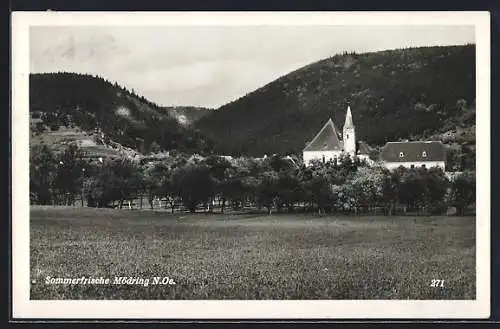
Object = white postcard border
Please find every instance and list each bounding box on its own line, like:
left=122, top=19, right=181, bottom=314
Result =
left=11, top=11, right=491, bottom=319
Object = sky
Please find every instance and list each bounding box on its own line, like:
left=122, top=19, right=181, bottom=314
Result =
left=30, top=25, right=475, bottom=108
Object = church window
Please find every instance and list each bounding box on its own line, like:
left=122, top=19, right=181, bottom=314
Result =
left=422, top=151, right=427, bottom=157
left=399, top=152, right=404, bottom=158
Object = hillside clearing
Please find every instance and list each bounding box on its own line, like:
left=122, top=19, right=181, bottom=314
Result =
left=30, top=207, right=475, bottom=300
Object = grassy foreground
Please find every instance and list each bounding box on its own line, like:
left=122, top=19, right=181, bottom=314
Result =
left=30, top=206, right=476, bottom=300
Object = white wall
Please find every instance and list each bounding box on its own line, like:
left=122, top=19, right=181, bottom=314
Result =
left=383, top=161, right=445, bottom=170
left=303, top=150, right=342, bottom=166
left=343, top=128, right=356, bottom=156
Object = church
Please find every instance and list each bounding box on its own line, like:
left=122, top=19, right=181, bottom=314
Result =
left=303, top=105, right=447, bottom=170
left=302, top=105, right=371, bottom=166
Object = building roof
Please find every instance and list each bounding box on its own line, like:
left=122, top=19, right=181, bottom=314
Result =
left=380, top=141, right=446, bottom=162
left=303, top=118, right=343, bottom=152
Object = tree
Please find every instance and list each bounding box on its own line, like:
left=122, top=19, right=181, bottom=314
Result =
left=84, top=175, right=110, bottom=208
left=141, top=161, right=174, bottom=209
left=396, top=167, right=426, bottom=213
left=30, top=145, right=57, bottom=205
left=202, top=155, right=233, bottom=212
left=159, top=172, right=178, bottom=212
left=147, top=161, right=180, bottom=213
left=276, top=170, right=303, bottom=212
left=86, top=157, right=141, bottom=208
left=255, top=170, right=279, bottom=215
left=53, top=143, right=88, bottom=206
left=446, top=147, right=462, bottom=171
left=171, top=163, right=215, bottom=213
left=302, top=164, right=335, bottom=215
left=228, top=156, right=263, bottom=209
left=110, top=158, right=141, bottom=209
left=421, top=166, right=449, bottom=214
left=336, top=153, right=362, bottom=182
left=449, top=171, right=475, bottom=215
left=348, top=166, right=386, bottom=213
left=380, top=168, right=400, bottom=215
left=334, top=183, right=357, bottom=214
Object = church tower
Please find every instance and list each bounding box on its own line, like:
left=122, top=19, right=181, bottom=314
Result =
left=343, top=105, right=356, bottom=157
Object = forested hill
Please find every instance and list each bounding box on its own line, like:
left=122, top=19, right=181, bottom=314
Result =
left=160, top=106, right=214, bottom=127
left=29, top=73, right=214, bottom=154
left=195, top=45, right=475, bottom=156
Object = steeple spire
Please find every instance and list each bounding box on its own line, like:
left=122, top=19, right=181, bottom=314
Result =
left=342, top=105, right=356, bottom=156
left=344, top=105, right=354, bottom=128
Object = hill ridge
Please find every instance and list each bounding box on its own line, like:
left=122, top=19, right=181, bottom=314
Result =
left=195, top=44, right=475, bottom=157
left=29, top=72, right=215, bottom=157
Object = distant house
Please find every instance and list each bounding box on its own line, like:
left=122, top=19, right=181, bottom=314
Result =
left=380, top=141, right=446, bottom=170
left=302, top=105, right=371, bottom=166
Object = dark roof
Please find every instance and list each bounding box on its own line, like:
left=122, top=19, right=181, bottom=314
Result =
left=303, top=119, right=342, bottom=152
left=380, top=141, right=446, bottom=162
left=357, top=141, right=370, bottom=155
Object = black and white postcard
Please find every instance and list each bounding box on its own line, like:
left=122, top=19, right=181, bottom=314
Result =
left=11, top=11, right=490, bottom=319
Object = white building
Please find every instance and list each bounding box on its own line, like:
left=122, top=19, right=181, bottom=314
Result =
left=379, top=141, right=446, bottom=170
left=302, top=105, right=372, bottom=166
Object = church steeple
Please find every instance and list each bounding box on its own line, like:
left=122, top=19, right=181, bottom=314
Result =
left=344, top=105, right=354, bottom=129
left=343, top=105, right=356, bottom=157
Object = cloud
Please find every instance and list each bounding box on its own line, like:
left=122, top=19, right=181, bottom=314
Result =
left=135, top=59, right=308, bottom=107
left=30, top=25, right=475, bottom=108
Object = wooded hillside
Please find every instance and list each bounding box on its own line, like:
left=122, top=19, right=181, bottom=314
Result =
left=195, top=45, right=475, bottom=157
left=30, top=73, right=214, bottom=155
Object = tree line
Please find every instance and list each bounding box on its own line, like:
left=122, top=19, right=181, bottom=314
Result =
left=30, top=143, right=476, bottom=216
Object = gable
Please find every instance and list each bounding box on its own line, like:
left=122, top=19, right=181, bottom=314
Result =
left=303, top=119, right=342, bottom=152
left=380, top=141, right=446, bottom=162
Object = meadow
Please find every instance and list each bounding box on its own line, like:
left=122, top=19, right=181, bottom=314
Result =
left=30, top=206, right=476, bottom=300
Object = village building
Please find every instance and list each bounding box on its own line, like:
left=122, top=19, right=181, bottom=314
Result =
left=379, top=141, right=446, bottom=170
left=302, top=105, right=372, bottom=166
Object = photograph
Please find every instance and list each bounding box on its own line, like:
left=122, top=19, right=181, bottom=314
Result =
left=12, top=11, right=490, bottom=319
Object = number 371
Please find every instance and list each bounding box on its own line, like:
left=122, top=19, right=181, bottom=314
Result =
left=430, top=279, right=444, bottom=287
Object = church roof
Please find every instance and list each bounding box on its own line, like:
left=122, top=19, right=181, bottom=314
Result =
left=303, top=118, right=343, bottom=152
left=380, top=141, right=446, bottom=163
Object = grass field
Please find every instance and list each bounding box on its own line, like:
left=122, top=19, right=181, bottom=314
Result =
left=30, top=206, right=476, bottom=300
